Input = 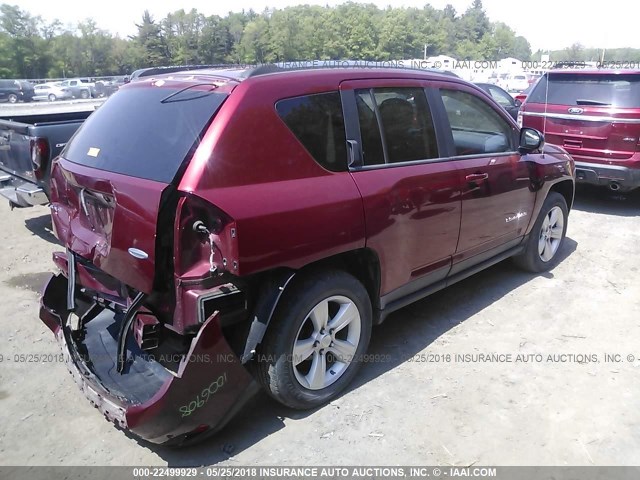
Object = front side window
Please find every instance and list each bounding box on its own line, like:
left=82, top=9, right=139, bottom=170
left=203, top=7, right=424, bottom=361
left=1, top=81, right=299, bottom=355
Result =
left=276, top=92, right=347, bottom=172
left=355, top=87, right=438, bottom=166
left=441, top=89, right=514, bottom=156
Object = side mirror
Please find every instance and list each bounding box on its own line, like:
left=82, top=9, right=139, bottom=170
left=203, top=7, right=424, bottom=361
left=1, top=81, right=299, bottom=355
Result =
left=519, top=127, right=544, bottom=154
left=514, top=98, right=522, bottom=107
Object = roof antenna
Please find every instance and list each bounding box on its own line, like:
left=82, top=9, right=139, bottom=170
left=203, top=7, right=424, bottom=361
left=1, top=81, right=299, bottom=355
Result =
left=542, top=70, right=550, bottom=159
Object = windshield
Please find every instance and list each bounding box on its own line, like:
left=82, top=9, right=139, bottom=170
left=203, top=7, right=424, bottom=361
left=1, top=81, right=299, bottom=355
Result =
left=62, top=85, right=227, bottom=183
left=528, top=73, right=640, bottom=108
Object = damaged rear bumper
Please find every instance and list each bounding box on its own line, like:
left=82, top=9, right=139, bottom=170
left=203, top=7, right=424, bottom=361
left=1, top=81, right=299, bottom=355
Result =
left=39, top=273, right=258, bottom=446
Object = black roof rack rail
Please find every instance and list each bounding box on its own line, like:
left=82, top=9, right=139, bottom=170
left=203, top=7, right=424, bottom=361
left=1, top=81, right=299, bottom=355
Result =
left=129, top=64, right=248, bottom=82
left=127, top=62, right=461, bottom=83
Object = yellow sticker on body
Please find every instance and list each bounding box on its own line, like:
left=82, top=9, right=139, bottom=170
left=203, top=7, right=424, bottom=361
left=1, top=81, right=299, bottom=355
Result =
left=87, top=147, right=100, bottom=157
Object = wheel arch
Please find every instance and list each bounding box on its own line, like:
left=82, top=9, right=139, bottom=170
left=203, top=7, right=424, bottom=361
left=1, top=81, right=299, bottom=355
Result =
left=297, top=248, right=381, bottom=309
left=525, top=177, right=574, bottom=236
left=548, top=179, right=575, bottom=212
left=239, top=248, right=381, bottom=363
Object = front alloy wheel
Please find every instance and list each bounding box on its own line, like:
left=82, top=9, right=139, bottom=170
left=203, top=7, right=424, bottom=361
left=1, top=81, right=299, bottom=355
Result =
left=538, top=206, right=564, bottom=262
left=514, top=191, right=568, bottom=272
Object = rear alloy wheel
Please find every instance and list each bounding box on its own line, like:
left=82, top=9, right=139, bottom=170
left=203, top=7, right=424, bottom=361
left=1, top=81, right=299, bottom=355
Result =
left=256, top=271, right=372, bottom=409
left=80, top=90, right=90, bottom=99
left=513, top=192, right=568, bottom=272
left=7, top=94, right=18, bottom=103
left=48, top=94, right=57, bottom=102
left=292, top=295, right=361, bottom=390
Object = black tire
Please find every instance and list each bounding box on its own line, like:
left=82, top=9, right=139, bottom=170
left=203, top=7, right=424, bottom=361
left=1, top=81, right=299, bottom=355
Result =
left=48, top=94, right=56, bottom=102
left=80, top=90, right=89, bottom=99
left=7, top=93, right=18, bottom=103
left=255, top=270, right=372, bottom=410
left=513, top=192, right=568, bottom=272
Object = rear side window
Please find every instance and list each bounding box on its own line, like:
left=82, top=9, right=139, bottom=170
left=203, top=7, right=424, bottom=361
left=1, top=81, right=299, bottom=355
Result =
left=355, top=87, right=438, bottom=165
left=528, top=73, right=640, bottom=108
left=441, top=89, right=514, bottom=156
left=276, top=92, right=347, bottom=172
left=63, top=85, right=226, bottom=183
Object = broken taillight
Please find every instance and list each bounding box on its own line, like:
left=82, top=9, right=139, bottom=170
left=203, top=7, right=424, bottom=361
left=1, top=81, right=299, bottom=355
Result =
left=173, top=194, right=239, bottom=279
left=30, top=137, right=50, bottom=180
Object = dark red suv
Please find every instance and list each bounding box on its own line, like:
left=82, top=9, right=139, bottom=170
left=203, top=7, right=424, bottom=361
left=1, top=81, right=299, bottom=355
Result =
left=40, top=66, right=575, bottom=446
left=520, top=69, right=640, bottom=192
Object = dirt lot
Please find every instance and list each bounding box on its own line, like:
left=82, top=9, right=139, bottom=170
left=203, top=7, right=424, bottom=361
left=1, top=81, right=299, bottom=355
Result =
left=0, top=186, right=639, bottom=466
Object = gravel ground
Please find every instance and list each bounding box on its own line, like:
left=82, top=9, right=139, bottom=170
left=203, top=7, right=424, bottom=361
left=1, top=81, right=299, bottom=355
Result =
left=0, top=185, right=639, bottom=466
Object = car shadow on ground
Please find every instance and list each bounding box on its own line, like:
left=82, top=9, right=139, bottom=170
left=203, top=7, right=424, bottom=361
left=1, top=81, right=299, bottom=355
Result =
left=147, top=237, right=577, bottom=466
left=573, top=185, right=640, bottom=217
left=24, top=213, right=59, bottom=244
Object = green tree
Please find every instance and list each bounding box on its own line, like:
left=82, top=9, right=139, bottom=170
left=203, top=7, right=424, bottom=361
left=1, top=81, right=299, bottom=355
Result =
left=4, top=1, right=638, bottom=80
left=134, top=10, right=169, bottom=67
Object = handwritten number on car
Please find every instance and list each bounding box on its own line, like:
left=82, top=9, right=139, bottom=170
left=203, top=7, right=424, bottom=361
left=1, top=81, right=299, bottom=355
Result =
left=179, top=372, right=227, bottom=417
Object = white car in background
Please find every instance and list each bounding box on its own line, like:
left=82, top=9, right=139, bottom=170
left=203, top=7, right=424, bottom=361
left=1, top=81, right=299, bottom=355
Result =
left=502, top=73, right=530, bottom=92
left=33, top=82, right=72, bottom=102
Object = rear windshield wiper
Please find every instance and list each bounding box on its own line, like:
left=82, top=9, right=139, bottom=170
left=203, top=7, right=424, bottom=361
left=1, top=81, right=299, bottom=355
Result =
left=575, top=99, right=611, bottom=106
left=160, top=83, right=219, bottom=104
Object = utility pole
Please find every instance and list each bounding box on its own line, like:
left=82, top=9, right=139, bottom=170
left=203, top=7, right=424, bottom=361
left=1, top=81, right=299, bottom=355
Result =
left=424, top=44, right=429, bottom=60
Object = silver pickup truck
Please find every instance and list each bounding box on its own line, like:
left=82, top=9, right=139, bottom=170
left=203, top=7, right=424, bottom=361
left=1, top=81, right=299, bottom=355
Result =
left=58, top=78, right=95, bottom=99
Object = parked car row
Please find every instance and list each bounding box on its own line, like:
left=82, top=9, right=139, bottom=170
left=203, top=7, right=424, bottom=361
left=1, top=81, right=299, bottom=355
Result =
left=0, top=77, right=106, bottom=102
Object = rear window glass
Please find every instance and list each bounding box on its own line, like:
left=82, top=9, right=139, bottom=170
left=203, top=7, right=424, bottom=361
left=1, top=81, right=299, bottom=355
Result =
left=276, top=92, right=347, bottom=172
left=355, top=87, right=439, bottom=165
left=528, top=73, right=640, bottom=108
left=63, top=85, right=226, bottom=183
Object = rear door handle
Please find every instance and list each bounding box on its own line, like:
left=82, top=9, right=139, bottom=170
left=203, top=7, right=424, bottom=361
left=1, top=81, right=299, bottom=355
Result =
left=465, top=173, right=489, bottom=182
left=346, top=140, right=361, bottom=168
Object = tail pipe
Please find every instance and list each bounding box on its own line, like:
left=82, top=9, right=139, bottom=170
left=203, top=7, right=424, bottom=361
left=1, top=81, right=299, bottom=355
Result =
left=609, top=181, right=621, bottom=192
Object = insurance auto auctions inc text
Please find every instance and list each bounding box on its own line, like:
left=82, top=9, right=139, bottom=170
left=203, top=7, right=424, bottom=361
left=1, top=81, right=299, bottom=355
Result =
left=404, top=352, right=637, bottom=364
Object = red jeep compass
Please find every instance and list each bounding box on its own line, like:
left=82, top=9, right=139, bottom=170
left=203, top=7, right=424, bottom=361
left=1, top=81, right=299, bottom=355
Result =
left=520, top=69, right=640, bottom=192
left=40, top=65, right=575, bottom=446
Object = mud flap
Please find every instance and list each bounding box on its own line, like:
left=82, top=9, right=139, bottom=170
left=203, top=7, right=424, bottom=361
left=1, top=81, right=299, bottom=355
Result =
left=240, top=270, right=295, bottom=363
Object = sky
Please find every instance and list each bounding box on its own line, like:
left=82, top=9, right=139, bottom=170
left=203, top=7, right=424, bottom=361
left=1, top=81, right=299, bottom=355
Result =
left=15, top=0, right=640, bottom=52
